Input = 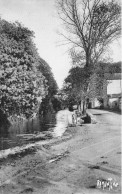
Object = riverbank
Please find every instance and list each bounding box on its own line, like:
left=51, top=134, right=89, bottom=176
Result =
left=0, top=109, right=73, bottom=160
left=0, top=109, right=121, bottom=194
left=0, top=125, right=77, bottom=192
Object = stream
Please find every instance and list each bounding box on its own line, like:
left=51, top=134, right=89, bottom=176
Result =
left=0, top=109, right=73, bottom=151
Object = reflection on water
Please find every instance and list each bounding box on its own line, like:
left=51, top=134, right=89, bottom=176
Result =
left=53, top=109, right=72, bottom=137
left=0, top=109, right=73, bottom=150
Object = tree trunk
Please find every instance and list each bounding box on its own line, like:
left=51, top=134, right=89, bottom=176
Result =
left=82, top=100, right=87, bottom=115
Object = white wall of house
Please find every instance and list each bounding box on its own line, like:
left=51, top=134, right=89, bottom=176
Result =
left=107, top=79, right=121, bottom=95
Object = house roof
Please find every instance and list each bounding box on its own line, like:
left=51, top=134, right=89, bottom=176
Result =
left=108, top=93, right=121, bottom=98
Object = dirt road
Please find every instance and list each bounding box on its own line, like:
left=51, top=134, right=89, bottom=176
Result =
left=0, top=109, right=121, bottom=194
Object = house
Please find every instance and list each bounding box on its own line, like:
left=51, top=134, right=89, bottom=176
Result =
left=107, top=77, right=121, bottom=110
left=88, top=62, right=121, bottom=110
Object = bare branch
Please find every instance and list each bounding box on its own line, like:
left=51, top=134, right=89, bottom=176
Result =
left=56, top=0, right=121, bottom=68
left=57, top=31, right=83, bottom=48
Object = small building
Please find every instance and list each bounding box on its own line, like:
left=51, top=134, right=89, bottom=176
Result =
left=88, top=62, right=121, bottom=110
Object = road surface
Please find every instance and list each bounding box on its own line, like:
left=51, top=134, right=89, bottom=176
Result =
left=0, top=109, right=121, bottom=194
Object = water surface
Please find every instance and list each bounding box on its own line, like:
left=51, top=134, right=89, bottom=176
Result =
left=0, top=110, right=72, bottom=150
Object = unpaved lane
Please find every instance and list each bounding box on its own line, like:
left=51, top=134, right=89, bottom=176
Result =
left=0, top=109, right=121, bottom=194
left=48, top=109, right=121, bottom=194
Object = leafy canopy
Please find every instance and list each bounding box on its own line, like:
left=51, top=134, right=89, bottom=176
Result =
left=0, top=18, right=48, bottom=118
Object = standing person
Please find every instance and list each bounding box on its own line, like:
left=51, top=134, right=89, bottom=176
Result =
left=73, top=109, right=77, bottom=124
left=72, top=105, right=77, bottom=125
left=72, top=112, right=75, bottom=125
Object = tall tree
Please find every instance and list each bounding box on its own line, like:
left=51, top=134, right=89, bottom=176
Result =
left=56, top=0, right=121, bottom=112
left=0, top=18, right=48, bottom=118
left=62, top=66, right=91, bottom=110
left=56, top=0, right=121, bottom=69
left=38, top=58, right=58, bottom=113
left=38, top=58, right=58, bottom=97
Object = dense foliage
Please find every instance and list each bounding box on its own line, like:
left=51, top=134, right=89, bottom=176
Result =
left=0, top=18, right=57, bottom=119
left=60, top=67, right=86, bottom=109
left=38, top=58, right=58, bottom=97
left=38, top=58, right=59, bottom=113
left=62, top=62, right=121, bottom=109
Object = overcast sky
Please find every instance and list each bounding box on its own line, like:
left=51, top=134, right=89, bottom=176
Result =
left=0, top=0, right=121, bottom=88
